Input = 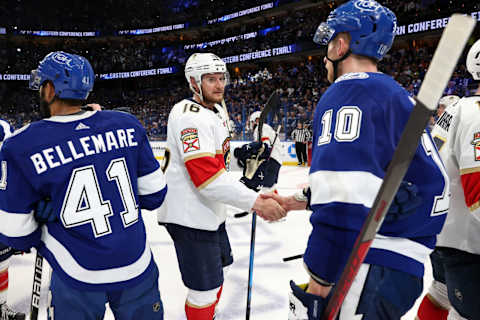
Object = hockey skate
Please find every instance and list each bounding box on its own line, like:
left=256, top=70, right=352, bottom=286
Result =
left=0, top=303, right=25, bottom=320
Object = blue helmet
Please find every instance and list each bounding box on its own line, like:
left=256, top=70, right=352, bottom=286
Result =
left=29, top=51, right=94, bottom=100
left=313, top=0, right=397, bottom=61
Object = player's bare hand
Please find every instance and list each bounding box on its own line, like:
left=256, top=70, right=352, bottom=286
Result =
left=260, top=193, right=307, bottom=212
left=252, top=196, right=286, bottom=221
left=87, top=103, right=102, bottom=111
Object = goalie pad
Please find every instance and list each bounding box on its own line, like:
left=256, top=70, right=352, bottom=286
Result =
left=288, top=281, right=328, bottom=320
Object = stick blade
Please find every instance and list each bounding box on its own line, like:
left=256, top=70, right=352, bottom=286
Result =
left=417, top=14, right=476, bottom=110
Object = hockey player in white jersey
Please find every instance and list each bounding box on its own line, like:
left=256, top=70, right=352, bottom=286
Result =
left=0, top=119, right=25, bottom=320
left=416, top=40, right=480, bottom=320
left=157, top=53, right=285, bottom=320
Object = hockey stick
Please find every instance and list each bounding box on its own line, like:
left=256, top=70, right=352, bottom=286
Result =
left=283, top=254, right=303, bottom=262
left=234, top=211, right=249, bottom=218
left=30, top=251, right=43, bottom=320
left=322, top=14, right=476, bottom=320
left=246, top=91, right=281, bottom=320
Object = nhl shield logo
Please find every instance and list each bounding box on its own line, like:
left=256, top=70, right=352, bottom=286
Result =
left=472, top=132, right=480, bottom=161
left=153, top=302, right=162, bottom=312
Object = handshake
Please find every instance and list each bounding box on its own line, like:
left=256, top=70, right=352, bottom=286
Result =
left=251, top=192, right=308, bottom=222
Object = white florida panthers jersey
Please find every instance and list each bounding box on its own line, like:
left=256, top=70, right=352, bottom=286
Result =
left=157, top=98, right=258, bottom=231
left=431, top=95, right=480, bottom=254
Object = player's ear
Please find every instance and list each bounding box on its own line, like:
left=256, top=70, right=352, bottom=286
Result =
left=337, top=33, right=351, bottom=58
left=189, top=76, right=200, bottom=94
left=41, top=81, right=56, bottom=100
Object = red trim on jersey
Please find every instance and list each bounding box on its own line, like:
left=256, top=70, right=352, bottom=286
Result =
left=461, top=171, right=480, bottom=210
left=0, top=269, right=8, bottom=292
left=185, top=155, right=225, bottom=188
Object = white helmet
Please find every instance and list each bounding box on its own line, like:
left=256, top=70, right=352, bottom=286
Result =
left=467, top=39, right=480, bottom=80
left=438, top=95, right=460, bottom=108
left=184, top=53, right=229, bottom=101
left=250, top=111, right=261, bottom=123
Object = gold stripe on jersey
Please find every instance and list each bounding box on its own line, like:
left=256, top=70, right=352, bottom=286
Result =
left=198, top=168, right=226, bottom=190
left=216, top=149, right=223, bottom=154
left=469, top=200, right=480, bottom=212
left=184, top=152, right=215, bottom=162
left=459, top=167, right=480, bottom=175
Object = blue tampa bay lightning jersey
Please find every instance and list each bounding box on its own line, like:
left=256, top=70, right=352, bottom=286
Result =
left=0, top=110, right=167, bottom=290
left=0, top=119, right=13, bottom=143
left=306, top=72, right=449, bottom=283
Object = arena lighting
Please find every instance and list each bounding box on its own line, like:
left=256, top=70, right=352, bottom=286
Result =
left=118, top=24, right=186, bottom=35
left=17, top=30, right=98, bottom=37
left=222, top=44, right=297, bottom=64
left=395, top=11, right=480, bottom=35
left=208, top=2, right=275, bottom=24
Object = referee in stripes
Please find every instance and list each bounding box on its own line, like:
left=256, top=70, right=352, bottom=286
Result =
left=291, top=121, right=311, bottom=166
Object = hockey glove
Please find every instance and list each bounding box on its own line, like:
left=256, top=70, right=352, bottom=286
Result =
left=236, top=142, right=271, bottom=191
left=289, top=281, right=329, bottom=320
left=386, top=181, right=423, bottom=222
left=34, top=198, right=56, bottom=223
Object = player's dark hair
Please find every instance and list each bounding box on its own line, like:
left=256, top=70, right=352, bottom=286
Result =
left=57, top=97, right=87, bottom=107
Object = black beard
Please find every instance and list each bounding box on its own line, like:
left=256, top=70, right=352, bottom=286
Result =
left=39, top=98, right=51, bottom=118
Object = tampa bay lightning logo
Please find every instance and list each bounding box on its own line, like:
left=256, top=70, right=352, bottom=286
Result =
left=52, top=52, right=74, bottom=67
left=354, top=0, right=382, bottom=12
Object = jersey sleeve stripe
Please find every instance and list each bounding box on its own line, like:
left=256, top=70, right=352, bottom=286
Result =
left=185, top=156, right=225, bottom=188
left=0, top=210, right=38, bottom=237
left=460, top=167, right=480, bottom=174
left=460, top=171, right=480, bottom=214
left=309, top=170, right=382, bottom=207
left=41, top=225, right=152, bottom=284
left=198, top=168, right=226, bottom=190
left=371, top=234, right=432, bottom=264
left=137, top=166, right=166, bottom=196
left=184, top=152, right=216, bottom=162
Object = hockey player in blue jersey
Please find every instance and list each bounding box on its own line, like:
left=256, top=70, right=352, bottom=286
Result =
left=263, top=1, right=449, bottom=319
left=0, top=119, right=25, bottom=320
left=0, top=52, right=168, bottom=320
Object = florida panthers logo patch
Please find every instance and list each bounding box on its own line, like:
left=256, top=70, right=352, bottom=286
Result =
left=181, top=128, right=200, bottom=153
left=472, top=132, right=480, bottom=161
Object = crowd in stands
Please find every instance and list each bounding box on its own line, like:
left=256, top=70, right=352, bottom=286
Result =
left=1, top=40, right=477, bottom=141
left=0, top=0, right=294, bottom=32
left=1, top=0, right=479, bottom=139
left=2, top=0, right=479, bottom=76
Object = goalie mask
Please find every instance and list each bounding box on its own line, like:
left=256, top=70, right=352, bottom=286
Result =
left=184, top=53, right=230, bottom=102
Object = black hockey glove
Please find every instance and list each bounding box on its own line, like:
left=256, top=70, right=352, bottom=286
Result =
left=235, top=142, right=271, bottom=191
left=386, top=181, right=423, bottom=222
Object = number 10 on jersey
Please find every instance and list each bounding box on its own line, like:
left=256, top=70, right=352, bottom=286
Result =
left=317, top=106, right=362, bottom=146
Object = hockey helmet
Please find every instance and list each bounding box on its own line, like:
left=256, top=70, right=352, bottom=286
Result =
left=438, top=95, right=460, bottom=108
left=184, top=53, right=229, bottom=101
left=250, top=111, right=261, bottom=124
left=29, top=51, right=94, bottom=100
left=313, top=0, right=397, bottom=61
left=467, top=39, right=480, bottom=80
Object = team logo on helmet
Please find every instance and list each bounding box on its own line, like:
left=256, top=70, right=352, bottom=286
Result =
left=354, top=0, right=382, bottom=12
left=51, top=52, right=75, bottom=67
